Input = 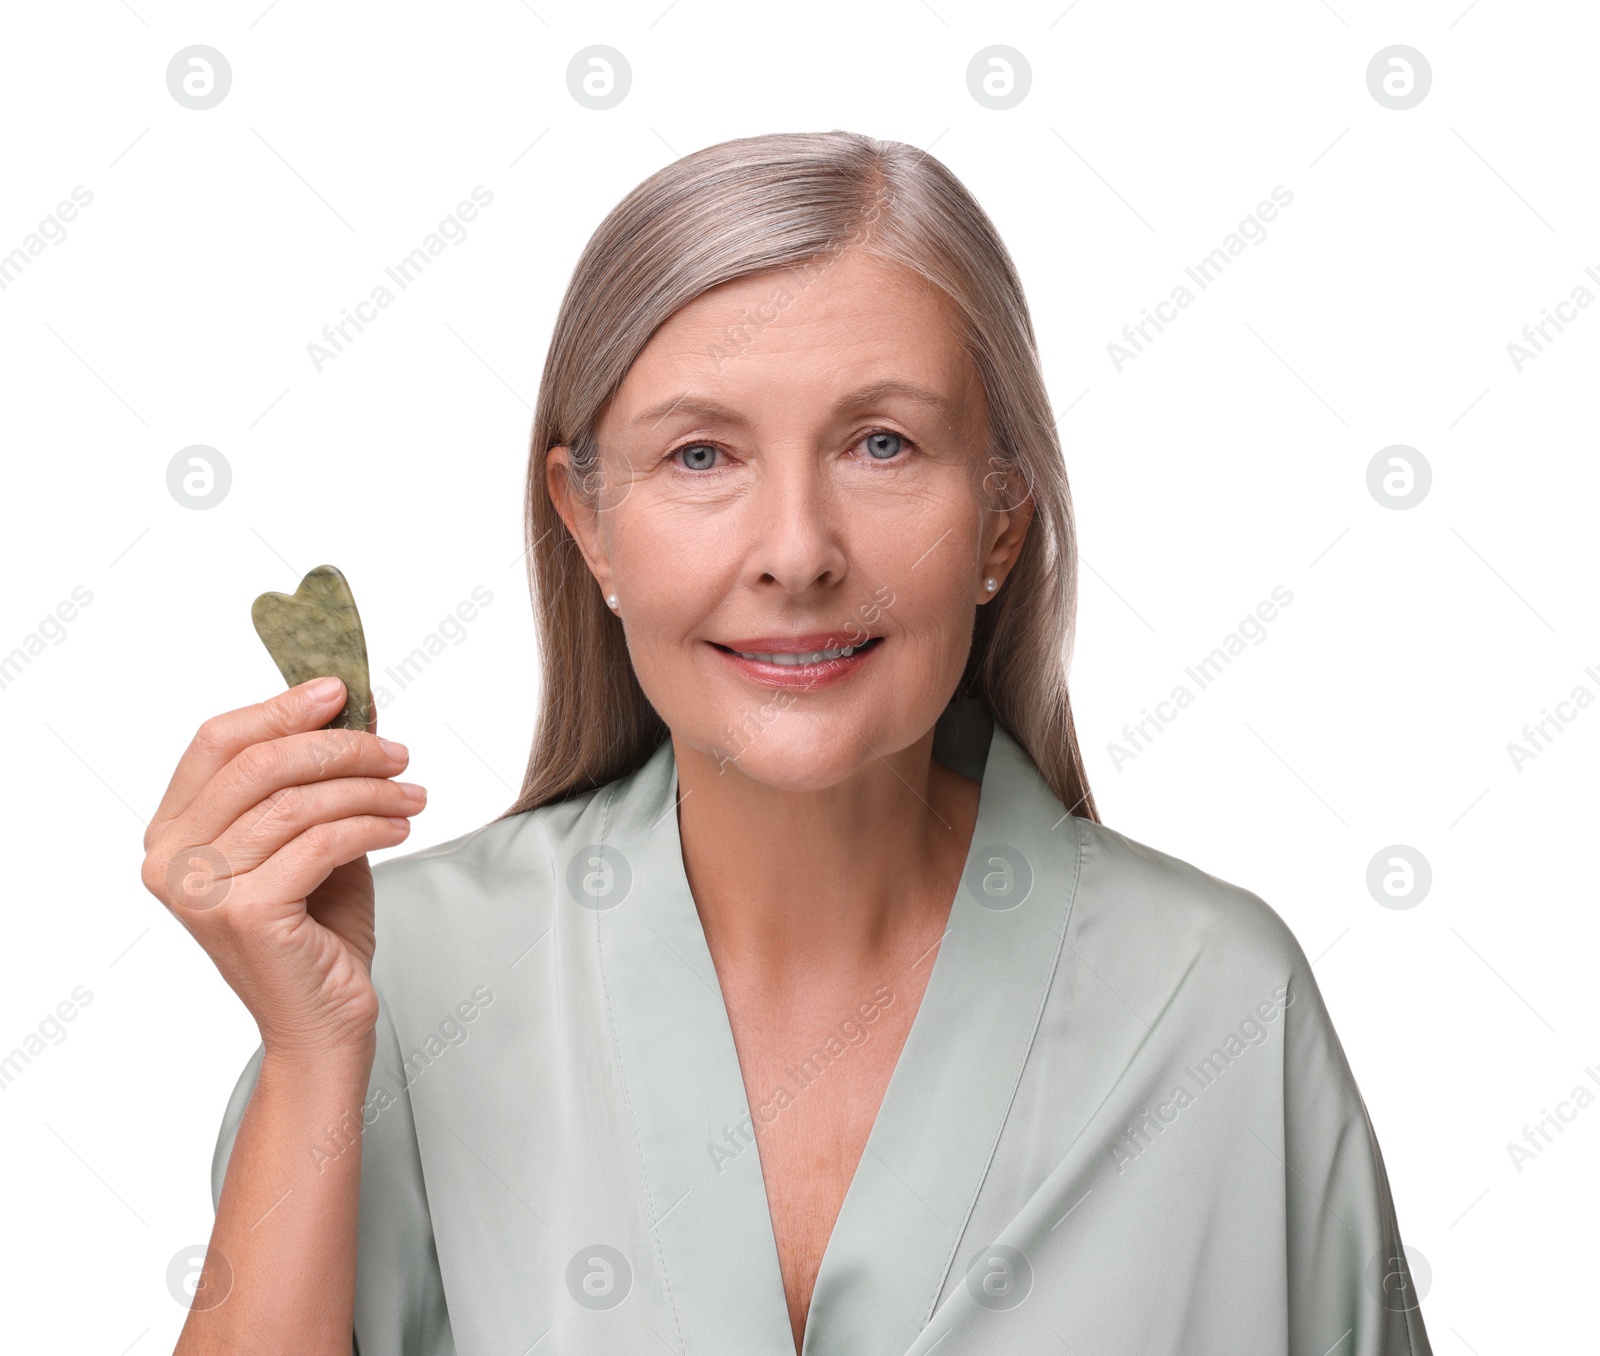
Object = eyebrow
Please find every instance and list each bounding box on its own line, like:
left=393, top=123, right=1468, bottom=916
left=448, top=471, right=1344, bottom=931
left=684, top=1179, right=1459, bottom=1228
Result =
left=633, top=379, right=961, bottom=430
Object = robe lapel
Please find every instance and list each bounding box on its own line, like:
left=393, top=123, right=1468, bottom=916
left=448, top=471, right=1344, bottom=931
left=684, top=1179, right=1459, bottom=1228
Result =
left=596, top=739, right=798, bottom=1356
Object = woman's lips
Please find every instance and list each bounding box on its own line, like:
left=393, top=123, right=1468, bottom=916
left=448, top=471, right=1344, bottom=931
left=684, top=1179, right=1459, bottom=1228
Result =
left=709, top=636, right=884, bottom=690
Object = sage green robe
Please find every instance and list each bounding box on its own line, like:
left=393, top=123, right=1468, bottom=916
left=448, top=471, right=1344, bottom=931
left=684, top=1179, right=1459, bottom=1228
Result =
left=210, top=701, right=1432, bottom=1355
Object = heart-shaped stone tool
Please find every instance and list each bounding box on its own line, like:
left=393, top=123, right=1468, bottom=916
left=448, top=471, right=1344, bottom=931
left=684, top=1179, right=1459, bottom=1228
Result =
left=251, top=564, right=374, bottom=732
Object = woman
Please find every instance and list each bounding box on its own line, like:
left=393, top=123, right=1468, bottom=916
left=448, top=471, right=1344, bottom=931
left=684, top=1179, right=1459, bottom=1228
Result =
left=145, top=131, right=1432, bottom=1355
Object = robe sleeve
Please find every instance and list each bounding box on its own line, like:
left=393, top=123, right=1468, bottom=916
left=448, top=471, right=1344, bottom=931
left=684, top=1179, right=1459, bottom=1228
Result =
left=1280, top=959, right=1432, bottom=1356
left=209, top=992, right=458, bottom=1356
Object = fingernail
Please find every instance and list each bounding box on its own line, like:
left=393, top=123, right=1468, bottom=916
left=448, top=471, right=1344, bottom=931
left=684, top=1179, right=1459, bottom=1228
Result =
left=305, top=676, right=343, bottom=701
left=396, top=781, right=427, bottom=803
left=385, top=816, right=412, bottom=831
left=379, top=738, right=409, bottom=761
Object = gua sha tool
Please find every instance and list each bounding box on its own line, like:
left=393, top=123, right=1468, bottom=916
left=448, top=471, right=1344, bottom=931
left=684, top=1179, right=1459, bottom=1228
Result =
left=251, top=564, right=374, bottom=733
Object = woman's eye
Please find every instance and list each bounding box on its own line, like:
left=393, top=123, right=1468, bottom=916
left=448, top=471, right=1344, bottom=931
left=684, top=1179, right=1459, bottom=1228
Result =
left=673, top=443, right=720, bottom=471
left=861, top=431, right=908, bottom=461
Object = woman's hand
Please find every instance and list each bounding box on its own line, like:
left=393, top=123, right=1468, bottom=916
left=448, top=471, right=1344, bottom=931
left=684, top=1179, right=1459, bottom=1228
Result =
left=141, top=676, right=425, bottom=1059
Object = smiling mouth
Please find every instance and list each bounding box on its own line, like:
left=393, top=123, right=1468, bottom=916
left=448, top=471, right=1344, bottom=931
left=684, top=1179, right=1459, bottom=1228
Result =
left=710, top=636, right=883, bottom=666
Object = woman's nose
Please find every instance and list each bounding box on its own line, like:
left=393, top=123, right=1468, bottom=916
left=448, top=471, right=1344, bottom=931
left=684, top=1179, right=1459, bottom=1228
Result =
left=740, top=451, right=849, bottom=595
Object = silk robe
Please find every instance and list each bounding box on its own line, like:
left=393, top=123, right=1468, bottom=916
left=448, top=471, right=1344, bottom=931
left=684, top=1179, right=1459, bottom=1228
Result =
left=210, top=700, right=1432, bottom=1355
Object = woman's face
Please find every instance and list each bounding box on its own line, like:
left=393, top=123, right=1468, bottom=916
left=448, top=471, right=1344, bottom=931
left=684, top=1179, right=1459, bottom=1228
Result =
left=549, top=247, right=1031, bottom=793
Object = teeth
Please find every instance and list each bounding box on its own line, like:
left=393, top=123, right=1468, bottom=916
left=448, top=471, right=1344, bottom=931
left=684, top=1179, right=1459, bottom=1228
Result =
left=735, top=641, right=866, bottom=665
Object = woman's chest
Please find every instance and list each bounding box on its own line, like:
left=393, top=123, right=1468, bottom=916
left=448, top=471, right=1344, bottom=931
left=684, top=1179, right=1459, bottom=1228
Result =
left=724, top=987, right=923, bottom=1344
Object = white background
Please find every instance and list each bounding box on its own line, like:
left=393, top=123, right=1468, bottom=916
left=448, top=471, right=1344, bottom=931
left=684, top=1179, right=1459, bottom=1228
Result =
left=1, top=0, right=1594, bottom=1350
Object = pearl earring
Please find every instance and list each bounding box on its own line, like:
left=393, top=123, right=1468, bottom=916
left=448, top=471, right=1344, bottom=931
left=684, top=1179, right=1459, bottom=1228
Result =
left=983, top=577, right=998, bottom=593
left=606, top=593, right=619, bottom=610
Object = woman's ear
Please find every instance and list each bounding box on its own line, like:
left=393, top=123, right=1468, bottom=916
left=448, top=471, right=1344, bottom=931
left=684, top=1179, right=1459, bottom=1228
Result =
left=545, top=445, right=614, bottom=590
left=978, top=493, right=1034, bottom=599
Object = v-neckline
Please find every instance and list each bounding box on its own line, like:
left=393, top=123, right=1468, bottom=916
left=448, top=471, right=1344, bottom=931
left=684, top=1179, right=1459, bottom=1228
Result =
left=589, top=703, right=1084, bottom=1356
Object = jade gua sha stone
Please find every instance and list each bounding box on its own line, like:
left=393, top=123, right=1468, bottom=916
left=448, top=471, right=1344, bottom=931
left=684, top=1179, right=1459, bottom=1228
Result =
left=251, top=564, right=374, bottom=733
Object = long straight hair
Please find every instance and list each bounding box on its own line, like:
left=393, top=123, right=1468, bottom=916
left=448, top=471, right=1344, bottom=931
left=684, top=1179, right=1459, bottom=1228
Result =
left=497, top=130, right=1099, bottom=825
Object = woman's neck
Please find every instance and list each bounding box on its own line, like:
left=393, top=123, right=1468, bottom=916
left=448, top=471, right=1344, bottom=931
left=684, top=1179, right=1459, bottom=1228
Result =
left=672, top=728, right=981, bottom=999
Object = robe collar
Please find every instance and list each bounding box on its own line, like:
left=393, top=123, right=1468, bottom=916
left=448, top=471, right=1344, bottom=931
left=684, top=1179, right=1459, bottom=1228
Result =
left=591, top=699, right=1084, bottom=1355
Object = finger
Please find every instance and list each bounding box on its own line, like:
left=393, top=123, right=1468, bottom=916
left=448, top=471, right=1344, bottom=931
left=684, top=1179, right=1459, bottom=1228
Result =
left=214, top=778, right=426, bottom=874
left=147, top=677, right=350, bottom=847
left=233, top=814, right=414, bottom=911
left=170, top=724, right=410, bottom=850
